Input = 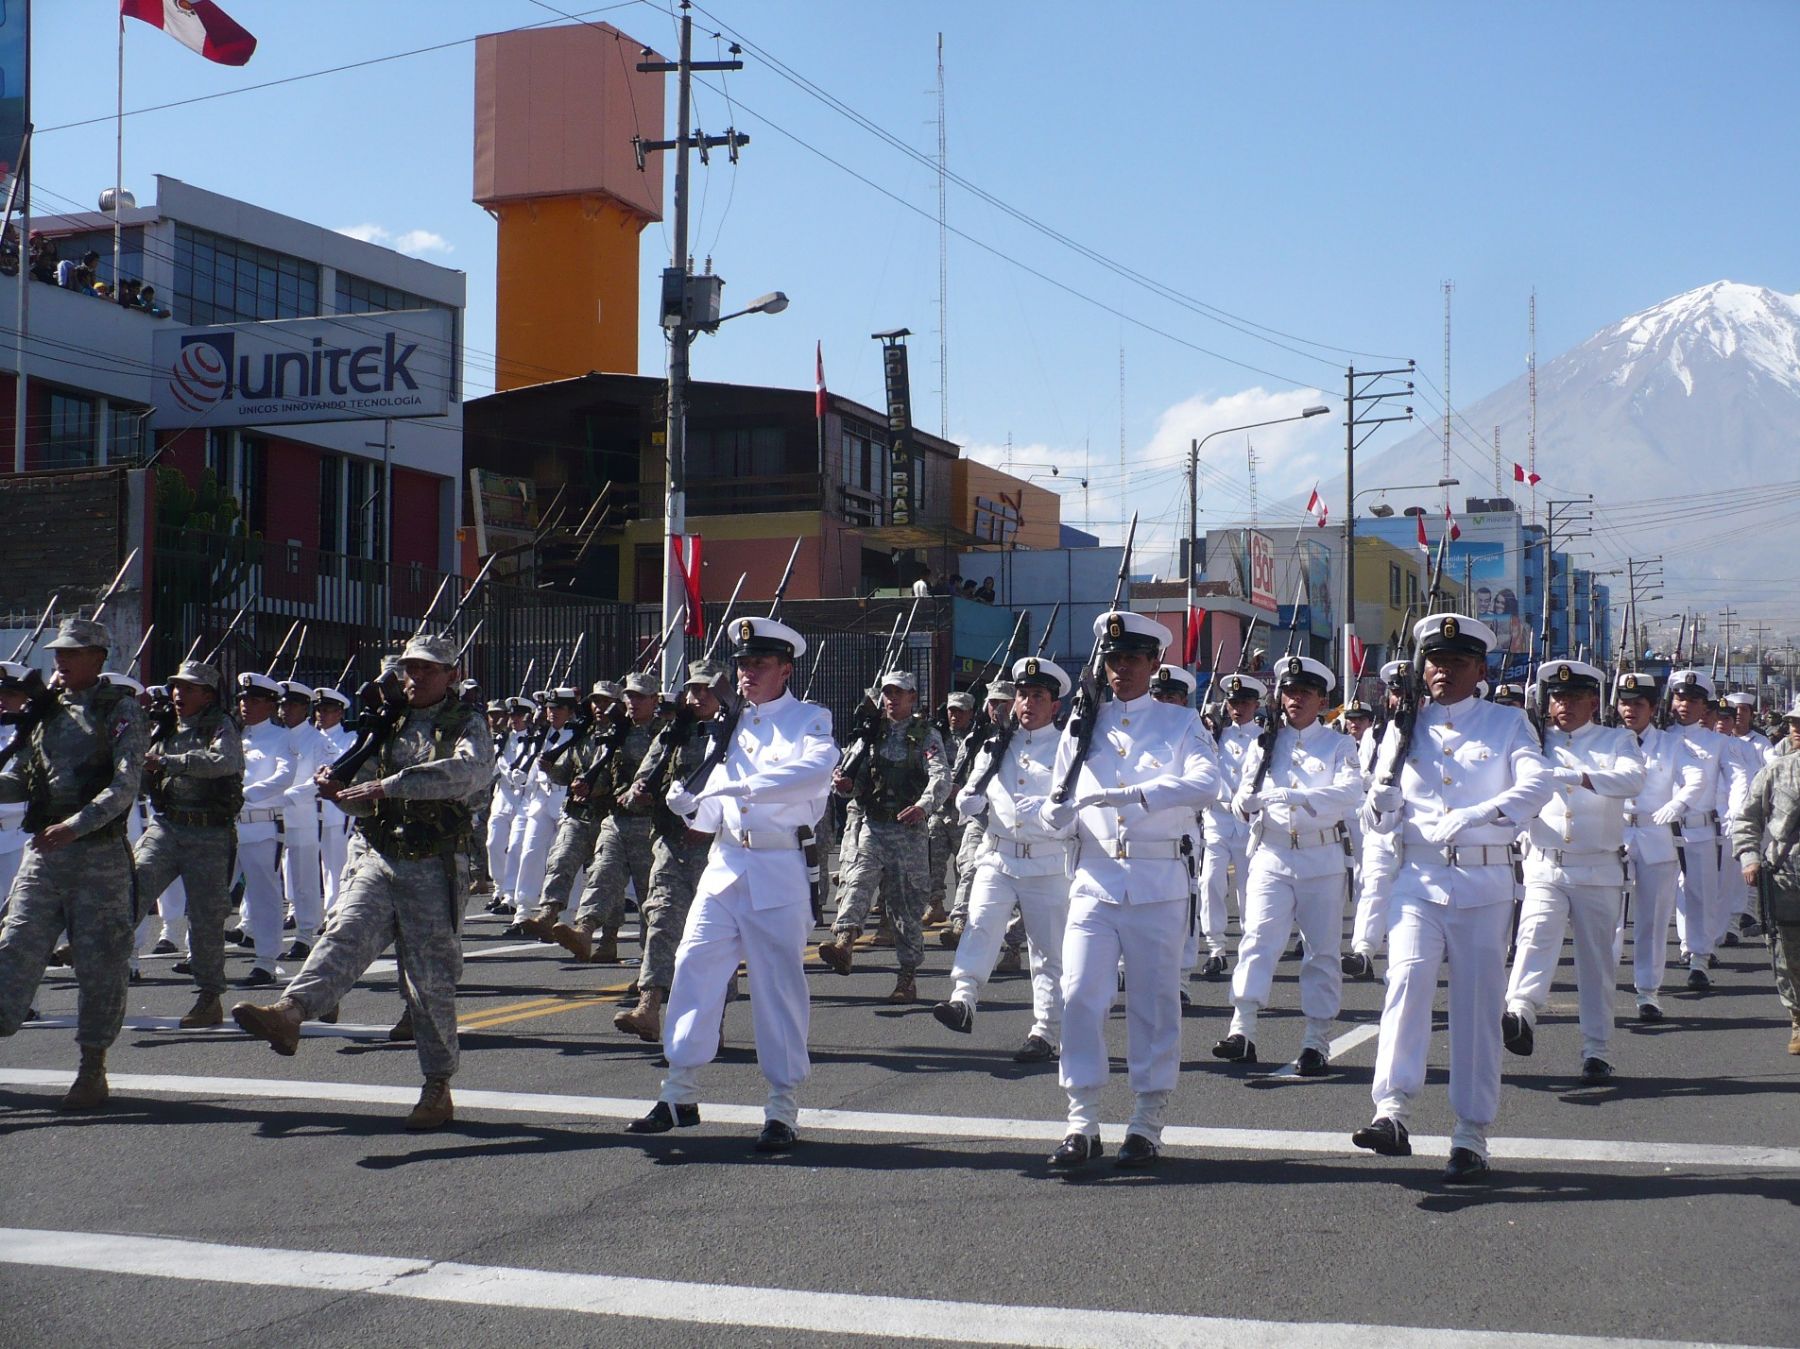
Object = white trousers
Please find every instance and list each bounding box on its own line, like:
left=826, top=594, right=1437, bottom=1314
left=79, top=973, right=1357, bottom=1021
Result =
left=950, top=866, right=1069, bottom=1043
left=661, top=877, right=812, bottom=1126
left=1627, top=856, right=1680, bottom=999
left=283, top=839, right=323, bottom=936
left=1352, top=833, right=1397, bottom=956
left=487, top=797, right=517, bottom=895
left=1199, top=832, right=1246, bottom=957
left=1059, top=892, right=1186, bottom=1141
left=320, top=813, right=350, bottom=915
left=1372, top=895, right=1510, bottom=1158
left=238, top=836, right=285, bottom=969
left=1714, top=844, right=1753, bottom=940
left=1675, top=833, right=1722, bottom=962
left=1229, top=860, right=1348, bottom=1052
left=1507, top=880, right=1622, bottom=1063
left=510, top=809, right=554, bottom=909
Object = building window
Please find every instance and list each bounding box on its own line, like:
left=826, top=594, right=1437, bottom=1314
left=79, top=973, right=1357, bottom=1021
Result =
left=106, top=405, right=150, bottom=464
left=1388, top=563, right=1401, bottom=607
left=345, top=459, right=384, bottom=561
left=318, top=455, right=343, bottom=554
left=1405, top=572, right=1418, bottom=606
left=237, top=436, right=267, bottom=536
left=335, top=270, right=459, bottom=402
left=47, top=392, right=97, bottom=468
left=173, top=224, right=319, bottom=325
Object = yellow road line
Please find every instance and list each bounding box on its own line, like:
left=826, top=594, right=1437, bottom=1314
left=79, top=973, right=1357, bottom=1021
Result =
left=457, top=982, right=634, bottom=1031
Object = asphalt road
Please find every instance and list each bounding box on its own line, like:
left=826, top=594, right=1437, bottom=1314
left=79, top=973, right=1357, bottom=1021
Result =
left=2, top=905, right=1796, bottom=1348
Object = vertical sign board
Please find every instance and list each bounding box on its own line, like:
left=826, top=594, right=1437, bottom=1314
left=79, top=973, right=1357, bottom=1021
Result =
left=0, top=0, right=26, bottom=176
left=1247, top=529, right=1277, bottom=612
left=882, top=342, right=915, bottom=526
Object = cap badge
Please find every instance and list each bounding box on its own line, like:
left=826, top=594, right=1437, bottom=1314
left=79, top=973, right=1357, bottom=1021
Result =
left=1107, top=615, right=1123, bottom=639
left=1287, top=656, right=1302, bottom=676
left=737, top=619, right=754, bottom=642
left=1555, top=663, right=1569, bottom=681
left=1226, top=676, right=1241, bottom=694
left=1441, top=616, right=1459, bottom=640
left=1622, top=674, right=1638, bottom=690
left=1025, top=658, right=1039, bottom=676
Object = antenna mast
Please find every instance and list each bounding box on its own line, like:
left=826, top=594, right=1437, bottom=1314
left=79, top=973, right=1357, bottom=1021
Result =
left=1442, top=279, right=1454, bottom=515
left=1493, top=425, right=1503, bottom=496
left=1246, top=436, right=1259, bottom=532
left=1528, top=289, right=1539, bottom=527
left=935, top=32, right=949, bottom=441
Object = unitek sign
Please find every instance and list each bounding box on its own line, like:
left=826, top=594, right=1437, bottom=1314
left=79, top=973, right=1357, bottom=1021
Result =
left=152, top=309, right=453, bottom=428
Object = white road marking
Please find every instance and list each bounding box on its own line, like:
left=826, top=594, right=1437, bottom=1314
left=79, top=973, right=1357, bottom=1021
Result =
left=0, top=1227, right=1756, bottom=1348
left=1, top=1068, right=1794, bottom=1171
left=368, top=940, right=547, bottom=976
left=18, top=1017, right=396, bottom=1042
left=1266, top=1022, right=1382, bottom=1078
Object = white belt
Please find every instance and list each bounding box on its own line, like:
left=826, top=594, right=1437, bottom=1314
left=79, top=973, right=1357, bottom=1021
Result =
left=1404, top=842, right=1515, bottom=868
left=1680, top=809, right=1718, bottom=831
left=989, top=836, right=1072, bottom=861
left=1533, top=846, right=1626, bottom=868
left=728, top=828, right=800, bottom=851
left=239, top=807, right=282, bottom=824
left=1090, top=835, right=1185, bottom=860
left=1252, top=821, right=1347, bottom=851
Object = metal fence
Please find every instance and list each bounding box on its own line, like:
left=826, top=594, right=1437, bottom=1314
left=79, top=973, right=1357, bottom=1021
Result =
left=151, top=528, right=636, bottom=695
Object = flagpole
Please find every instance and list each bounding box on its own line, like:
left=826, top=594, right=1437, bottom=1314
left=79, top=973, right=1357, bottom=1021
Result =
left=12, top=123, right=29, bottom=474
left=114, top=9, right=124, bottom=289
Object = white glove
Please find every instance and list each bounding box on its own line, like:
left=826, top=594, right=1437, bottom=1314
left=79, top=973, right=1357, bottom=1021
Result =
left=1074, top=785, right=1143, bottom=811
left=955, top=791, right=986, bottom=821
left=664, top=785, right=699, bottom=817
left=1260, top=787, right=1293, bottom=806
left=1235, top=791, right=1264, bottom=815
left=1359, top=800, right=1399, bottom=834
left=1552, top=765, right=1585, bottom=785
left=1422, top=806, right=1490, bottom=845
left=1039, top=798, right=1077, bottom=832
left=1367, top=784, right=1402, bottom=814
left=1650, top=802, right=1683, bottom=827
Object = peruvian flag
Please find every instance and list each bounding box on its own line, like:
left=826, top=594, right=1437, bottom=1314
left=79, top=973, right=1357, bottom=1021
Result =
left=815, top=342, right=827, bottom=420
left=1445, top=503, right=1462, bottom=542
left=122, top=0, right=257, bottom=66
left=1305, top=486, right=1329, bottom=528
left=1182, top=607, right=1207, bottom=665
left=1415, top=511, right=1429, bottom=556
left=1512, top=461, right=1541, bottom=486
left=670, top=536, right=705, bottom=638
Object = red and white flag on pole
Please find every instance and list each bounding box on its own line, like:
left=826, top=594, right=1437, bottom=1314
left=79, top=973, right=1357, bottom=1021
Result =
left=1415, top=512, right=1430, bottom=556
left=121, top=0, right=257, bottom=65
left=1182, top=607, right=1207, bottom=665
left=1305, top=486, right=1329, bottom=528
left=1512, top=461, right=1540, bottom=486
left=815, top=342, right=827, bottom=420
left=1444, top=503, right=1462, bottom=542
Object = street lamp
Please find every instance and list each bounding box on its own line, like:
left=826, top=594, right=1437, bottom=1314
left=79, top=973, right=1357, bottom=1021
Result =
left=1184, top=404, right=1331, bottom=670
left=662, top=279, right=789, bottom=688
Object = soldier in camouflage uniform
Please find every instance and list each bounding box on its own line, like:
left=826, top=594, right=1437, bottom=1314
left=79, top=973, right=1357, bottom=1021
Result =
left=819, top=669, right=950, bottom=1003
left=925, top=691, right=976, bottom=925
left=555, top=671, right=664, bottom=964
left=514, top=683, right=621, bottom=940
left=1731, top=701, right=1800, bottom=1056
left=615, top=660, right=731, bottom=1040
left=0, top=617, right=148, bottom=1110
left=233, top=635, right=494, bottom=1130
left=136, top=660, right=244, bottom=1029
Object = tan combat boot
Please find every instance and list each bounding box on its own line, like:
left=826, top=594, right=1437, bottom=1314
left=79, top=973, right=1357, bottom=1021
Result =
left=818, top=930, right=858, bottom=976
left=887, top=971, right=918, bottom=1005
left=549, top=919, right=596, bottom=963
left=178, top=993, right=224, bottom=1029
left=1789, top=1011, right=1800, bottom=1056
left=231, top=997, right=304, bottom=1055
left=937, top=916, right=965, bottom=949
left=614, top=985, right=664, bottom=1042
left=389, top=1005, right=415, bottom=1043
left=594, top=925, right=620, bottom=964
left=871, top=917, right=897, bottom=949
left=518, top=907, right=562, bottom=941
left=923, top=899, right=948, bottom=926
left=405, top=1076, right=454, bottom=1130
left=59, top=1047, right=109, bottom=1111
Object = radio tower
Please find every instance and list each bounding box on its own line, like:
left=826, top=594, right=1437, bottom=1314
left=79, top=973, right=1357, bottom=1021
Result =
left=1246, top=435, right=1259, bottom=532
left=934, top=33, right=948, bottom=440
left=1528, top=289, right=1539, bottom=527
left=1441, top=280, right=1454, bottom=515
left=1118, top=344, right=1127, bottom=540
left=1493, top=425, right=1503, bottom=495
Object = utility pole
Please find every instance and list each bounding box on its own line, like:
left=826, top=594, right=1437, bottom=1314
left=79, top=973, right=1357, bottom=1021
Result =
left=1541, top=497, right=1592, bottom=660
left=637, top=4, right=746, bottom=687
left=1185, top=444, right=1198, bottom=674
left=1341, top=363, right=1416, bottom=696
left=1750, top=621, right=1771, bottom=712
left=1624, top=556, right=1663, bottom=668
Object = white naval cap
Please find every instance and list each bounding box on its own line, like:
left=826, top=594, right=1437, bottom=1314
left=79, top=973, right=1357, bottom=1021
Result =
left=237, top=671, right=282, bottom=699
left=315, top=687, right=351, bottom=709
left=1218, top=672, right=1266, bottom=701
left=1613, top=670, right=1657, bottom=701
left=731, top=616, right=807, bottom=660
left=1012, top=655, right=1073, bottom=699
left=278, top=680, right=316, bottom=702
left=1413, top=612, right=1497, bottom=656
left=1725, top=692, right=1757, bottom=708
left=547, top=685, right=581, bottom=705
left=1150, top=663, right=1197, bottom=697
left=879, top=669, right=918, bottom=693
left=1092, top=609, right=1168, bottom=655
left=1379, top=659, right=1408, bottom=684
left=1273, top=654, right=1335, bottom=693
left=0, top=659, right=31, bottom=686
left=1668, top=668, right=1715, bottom=699
left=100, top=672, right=145, bottom=696
left=1783, top=698, right=1800, bottom=723
left=1535, top=660, right=1605, bottom=693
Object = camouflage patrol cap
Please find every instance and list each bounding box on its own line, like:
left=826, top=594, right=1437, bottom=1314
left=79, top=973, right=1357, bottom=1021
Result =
left=400, top=634, right=458, bottom=667
left=589, top=680, right=623, bottom=703
left=945, top=691, right=976, bottom=712
left=683, top=660, right=728, bottom=690
left=986, top=680, right=1016, bottom=703
left=168, top=660, right=224, bottom=696
left=44, top=617, right=112, bottom=651
left=622, top=672, right=660, bottom=697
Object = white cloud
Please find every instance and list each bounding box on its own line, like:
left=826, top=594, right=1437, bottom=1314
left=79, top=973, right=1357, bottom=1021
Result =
left=335, top=223, right=454, bottom=257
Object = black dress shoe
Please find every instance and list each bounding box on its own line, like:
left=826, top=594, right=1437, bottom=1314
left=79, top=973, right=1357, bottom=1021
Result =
left=238, top=967, right=276, bottom=989
left=1686, top=967, right=1711, bottom=991
left=1284, top=941, right=1306, bottom=962
left=151, top=939, right=179, bottom=956
left=1341, top=952, right=1375, bottom=980
left=1720, top=929, right=1741, bottom=948
left=1293, top=1047, right=1330, bottom=1077
left=1501, top=1011, right=1534, bottom=1056
left=754, top=1120, right=797, bottom=1154
left=285, top=940, right=311, bottom=961
left=129, top=969, right=143, bottom=985
left=1115, top=1133, right=1160, bottom=1169
left=1442, top=1147, right=1491, bottom=1184
left=1179, top=990, right=1191, bottom=1007
left=1351, top=1116, right=1412, bottom=1156
left=171, top=960, right=193, bottom=976
left=1636, top=1001, right=1664, bottom=1022
left=625, top=1100, right=701, bottom=1134
left=1579, top=1057, right=1614, bottom=1085
left=1200, top=954, right=1229, bottom=979
left=282, top=915, right=297, bottom=931
left=1707, top=952, right=1719, bottom=969
left=502, top=921, right=529, bottom=938
left=1048, top=1133, right=1103, bottom=1169
left=1013, top=1034, right=1055, bottom=1063
left=931, top=1000, right=974, bottom=1034
left=1211, top=1033, right=1256, bottom=1063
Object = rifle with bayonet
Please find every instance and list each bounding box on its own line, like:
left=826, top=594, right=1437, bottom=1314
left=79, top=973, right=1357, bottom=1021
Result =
left=2, top=557, right=141, bottom=763
left=838, top=598, right=921, bottom=780
left=951, top=609, right=1031, bottom=789
left=703, top=573, right=749, bottom=663
left=1051, top=512, right=1138, bottom=806
left=1248, top=571, right=1309, bottom=797
left=7, top=594, right=59, bottom=664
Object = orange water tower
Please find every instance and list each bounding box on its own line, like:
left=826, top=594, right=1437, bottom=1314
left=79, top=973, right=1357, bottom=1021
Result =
left=473, top=23, right=665, bottom=389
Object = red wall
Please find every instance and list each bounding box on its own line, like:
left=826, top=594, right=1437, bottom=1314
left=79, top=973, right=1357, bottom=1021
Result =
left=391, top=468, right=439, bottom=571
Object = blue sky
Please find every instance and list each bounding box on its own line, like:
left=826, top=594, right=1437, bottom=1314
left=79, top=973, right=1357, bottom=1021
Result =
left=27, top=1, right=1800, bottom=562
